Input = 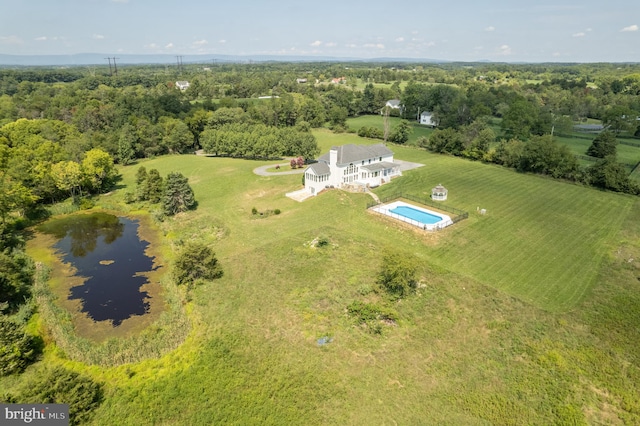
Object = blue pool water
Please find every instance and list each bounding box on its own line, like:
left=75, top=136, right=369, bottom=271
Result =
left=390, top=206, right=443, bottom=224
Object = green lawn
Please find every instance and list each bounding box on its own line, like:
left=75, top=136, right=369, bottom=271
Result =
left=377, top=146, right=634, bottom=310
left=347, top=115, right=434, bottom=145
left=7, top=130, right=640, bottom=424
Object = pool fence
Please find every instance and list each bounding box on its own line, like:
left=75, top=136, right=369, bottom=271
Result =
left=366, top=192, right=469, bottom=226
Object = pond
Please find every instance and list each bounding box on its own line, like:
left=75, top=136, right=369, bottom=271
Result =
left=37, top=212, right=160, bottom=327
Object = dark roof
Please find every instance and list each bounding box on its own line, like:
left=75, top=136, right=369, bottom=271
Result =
left=306, top=162, right=330, bottom=175
left=319, top=144, right=393, bottom=166
left=361, top=161, right=399, bottom=172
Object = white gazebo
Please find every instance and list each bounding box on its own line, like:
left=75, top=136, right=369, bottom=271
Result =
left=431, top=184, right=448, bottom=201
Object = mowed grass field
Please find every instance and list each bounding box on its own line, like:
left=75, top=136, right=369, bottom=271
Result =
left=9, top=129, right=640, bottom=424
left=377, top=145, right=634, bottom=310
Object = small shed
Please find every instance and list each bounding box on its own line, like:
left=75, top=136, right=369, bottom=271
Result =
left=431, top=184, right=448, bottom=201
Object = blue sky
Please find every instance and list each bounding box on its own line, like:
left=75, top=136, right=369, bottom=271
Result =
left=1, top=0, right=639, bottom=62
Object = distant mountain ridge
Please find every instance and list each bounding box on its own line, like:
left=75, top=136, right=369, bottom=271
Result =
left=0, top=53, right=450, bottom=66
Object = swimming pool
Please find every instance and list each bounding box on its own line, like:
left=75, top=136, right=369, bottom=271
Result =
left=390, top=205, right=443, bottom=224
left=371, top=201, right=453, bottom=230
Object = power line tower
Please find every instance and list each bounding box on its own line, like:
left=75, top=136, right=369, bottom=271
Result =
left=176, top=55, right=184, bottom=73
left=105, top=57, right=119, bottom=76
left=112, top=57, right=119, bottom=76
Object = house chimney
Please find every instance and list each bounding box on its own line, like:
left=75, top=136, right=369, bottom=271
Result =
left=329, top=146, right=338, bottom=166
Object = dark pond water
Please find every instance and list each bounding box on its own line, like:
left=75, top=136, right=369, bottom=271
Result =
left=38, top=213, right=158, bottom=326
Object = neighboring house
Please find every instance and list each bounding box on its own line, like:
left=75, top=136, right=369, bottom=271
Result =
left=175, top=81, right=190, bottom=91
left=296, top=78, right=308, bottom=84
left=331, top=77, right=346, bottom=84
left=385, top=99, right=402, bottom=109
left=304, top=144, right=402, bottom=196
left=420, top=111, right=436, bottom=127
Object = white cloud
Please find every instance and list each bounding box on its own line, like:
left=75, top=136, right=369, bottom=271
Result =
left=92, top=34, right=105, bottom=40
left=364, top=43, right=385, bottom=49
left=193, top=39, right=208, bottom=46
left=35, top=36, right=47, bottom=41
left=345, top=43, right=357, bottom=48
left=165, top=42, right=174, bottom=48
left=485, top=26, right=495, bottom=32
left=0, top=35, right=23, bottom=45
left=310, top=40, right=322, bottom=47
left=497, top=44, right=512, bottom=55
left=553, top=52, right=561, bottom=57
left=621, top=24, right=638, bottom=32
left=572, top=32, right=585, bottom=37
left=425, top=41, right=436, bottom=47
left=146, top=43, right=158, bottom=49
left=325, top=42, right=337, bottom=47
left=395, top=37, right=404, bottom=42
left=219, top=39, right=226, bottom=44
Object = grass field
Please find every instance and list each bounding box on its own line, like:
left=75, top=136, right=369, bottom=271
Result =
left=5, top=130, right=640, bottom=424
left=347, top=114, right=434, bottom=144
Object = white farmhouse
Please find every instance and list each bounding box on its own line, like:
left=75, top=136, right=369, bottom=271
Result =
left=175, top=81, right=190, bottom=91
left=303, top=144, right=402, bottom=196
left=420, top=111, right=435, bottom=127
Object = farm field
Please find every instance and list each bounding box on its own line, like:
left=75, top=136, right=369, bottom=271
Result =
left=9, top=130, right=640, bottom=425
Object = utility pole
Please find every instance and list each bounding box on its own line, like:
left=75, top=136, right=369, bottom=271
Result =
left=105, top=57, right=113, bottom=76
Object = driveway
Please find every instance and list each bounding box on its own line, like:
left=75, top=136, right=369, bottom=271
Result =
left=253, top=163, right=305, bottom=176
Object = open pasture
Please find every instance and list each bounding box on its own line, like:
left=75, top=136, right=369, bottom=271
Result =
left=24, top=131, right=640, bottom=425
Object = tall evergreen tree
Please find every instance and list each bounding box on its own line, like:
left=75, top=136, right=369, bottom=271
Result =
left=162, top=172, right=195, bottom=216
left=144, top=169, right=164, bottom=203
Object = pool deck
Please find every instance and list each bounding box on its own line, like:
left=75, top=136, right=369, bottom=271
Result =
left=371, top=200, right=453, bottom=231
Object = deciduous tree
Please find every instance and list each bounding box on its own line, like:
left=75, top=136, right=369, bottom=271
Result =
left=586, top=131, right=617, bottom=158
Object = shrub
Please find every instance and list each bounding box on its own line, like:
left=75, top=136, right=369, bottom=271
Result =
left=174, top=242, right=223, bottom=286
left=3, top=366, right=103, bottom=426
left=78, top=197, right=95, bottom=210
left=123, top=191, right=136, bottom=204
left=316, top=236, right=329, bottom=247
left=377, top=250, right=419, bottom=299
left=274, top=209, right=281, bottom=215
left=251, top=207, right=258, bottom=215
left=347, top=301, right=398, bottom=323
left=0, top=316, right=38, bottom=376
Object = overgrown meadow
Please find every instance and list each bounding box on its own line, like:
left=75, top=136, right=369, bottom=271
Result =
left=7, top=129, right=640, bottom=424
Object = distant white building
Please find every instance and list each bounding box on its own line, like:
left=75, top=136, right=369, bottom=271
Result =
left=304, top=144, right=402, bottom=196
left=385, top=99, right=402, bottom=109
left=175, top=81, right=190, bottom=91
left=420, top=111, right=435, bottom=127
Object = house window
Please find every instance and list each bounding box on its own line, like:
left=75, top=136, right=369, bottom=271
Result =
left=379, top=157, right=382, bottom=161
left=361, top=161, right=364, bottom=165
